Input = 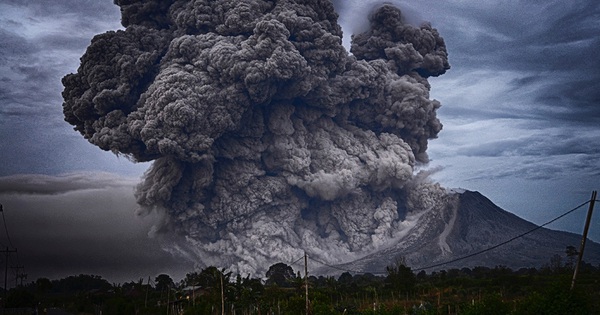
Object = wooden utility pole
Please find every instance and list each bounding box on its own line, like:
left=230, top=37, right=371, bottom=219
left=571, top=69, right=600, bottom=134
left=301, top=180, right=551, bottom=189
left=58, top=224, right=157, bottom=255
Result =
left=220, top=272, right=225, bottom=315
left=571, top=190, right=597, bottom=290
left=11, top=265, right=24, bottom=287
left=145, top=276, right=150, bottom=309
left=16, top=273, right=27, bottom=287
left=304, top=252, right=309, bottom=315
left=166, top=284, right=170, bottom=315
left=2, top=247, right=17, bottom=308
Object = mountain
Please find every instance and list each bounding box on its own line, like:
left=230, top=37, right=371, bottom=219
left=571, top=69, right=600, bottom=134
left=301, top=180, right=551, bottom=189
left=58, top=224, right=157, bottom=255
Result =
left=318, top=190, right=600, bottom=274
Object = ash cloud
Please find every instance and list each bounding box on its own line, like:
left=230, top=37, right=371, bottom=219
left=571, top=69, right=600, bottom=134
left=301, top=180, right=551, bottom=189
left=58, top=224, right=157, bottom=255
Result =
left=62, top=0, right=450, bottom=275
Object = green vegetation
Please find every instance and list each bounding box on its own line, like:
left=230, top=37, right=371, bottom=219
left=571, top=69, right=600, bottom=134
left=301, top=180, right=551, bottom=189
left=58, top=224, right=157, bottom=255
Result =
left=5, top=258, right=600, bottom=314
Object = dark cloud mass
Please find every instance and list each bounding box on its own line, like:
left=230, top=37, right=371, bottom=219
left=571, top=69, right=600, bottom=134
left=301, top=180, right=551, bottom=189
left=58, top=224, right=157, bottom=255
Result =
left=0, top=173, right=136, bottom=195
left=0, top=173, right=193, bottom=283
left=62, top=0, right=450, bottom=274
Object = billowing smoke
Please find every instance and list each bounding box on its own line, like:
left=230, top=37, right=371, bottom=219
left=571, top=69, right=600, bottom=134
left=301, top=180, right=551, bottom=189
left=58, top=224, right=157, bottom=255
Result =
left=62, top=0, right=450, bottom=275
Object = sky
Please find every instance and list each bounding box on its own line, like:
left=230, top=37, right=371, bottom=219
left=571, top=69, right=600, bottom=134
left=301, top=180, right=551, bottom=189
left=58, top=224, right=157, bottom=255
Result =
left=0, top=0, right=599, bottom=285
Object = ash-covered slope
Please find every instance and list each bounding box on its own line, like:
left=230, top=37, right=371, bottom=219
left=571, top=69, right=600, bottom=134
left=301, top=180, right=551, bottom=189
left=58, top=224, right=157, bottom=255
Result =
left=321, top=190, right=600, bottom=274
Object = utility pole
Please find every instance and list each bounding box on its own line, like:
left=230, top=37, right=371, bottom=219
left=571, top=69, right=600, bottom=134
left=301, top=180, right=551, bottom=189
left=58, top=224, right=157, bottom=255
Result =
left=11, top=265, right=24, bottom=287
left=1, top=247, right=17, bottom=309
left=145, top=276, right=150, bottom=309
left=571, top=190, right=597, bottom=290
left=220, top=273, right=225, bottom=315
left=16, top=273, right=26, bottom=287
left=166, top=284, right=170, bottom=315
left=304, top=252, right=309, bottom=315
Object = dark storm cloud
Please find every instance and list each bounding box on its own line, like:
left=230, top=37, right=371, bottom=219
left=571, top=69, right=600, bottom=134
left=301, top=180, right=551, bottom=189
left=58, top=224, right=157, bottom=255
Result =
left=479, top=156, right=595, bottom=181
left=0, top=173, right=192, bottom=283
left=0, top=173, right=135, bottom=195
left=0, top=29, right=47, bottom=116
left=0, top=0, right=138, bottom=176
left=1, top=0, right=120, bottom=25
left=0, top=28, right=37, bottom=58
left=531, top=77, right=600, bottom=122
left=0, top=0, right=122, bottom=118
left=439, top=0, right=600, bottom=125
left=439, top=1, right=599, bottom=67
left=421, top=0, right=600, bottom=194
left=459, top=130, right=600, bottom=158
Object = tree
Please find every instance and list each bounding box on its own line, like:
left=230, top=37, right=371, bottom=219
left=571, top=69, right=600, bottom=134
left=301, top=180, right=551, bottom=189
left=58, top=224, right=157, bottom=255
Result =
left=549, top=254, right=563, bottom=272
left=265, top=263, right=295, bottom=287
left=338, top=272, right=353, bottom=285
left=6, top=289, right=37, bottom=309
left=155, top=274, right=174, bottom=292
left=565, top=245, right=578, bottom=269
left=337, top=272, right=355, bottom=293
left=36, top=277, right=52, bottom=293
left=385, top=259, right=416, bottom=294
left=182, top=267, right=231, bottom=314
left=51, top=274, right=112, bottom=293
left=231, top=274, right=264, bottom=313
left=183, top=271, right=201, bottom=287
left=194, top=266, right=231, bottom=289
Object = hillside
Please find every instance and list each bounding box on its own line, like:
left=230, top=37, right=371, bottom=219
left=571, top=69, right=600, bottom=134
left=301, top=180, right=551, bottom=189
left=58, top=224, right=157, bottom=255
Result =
left=319, top=190, right=600, bottom=274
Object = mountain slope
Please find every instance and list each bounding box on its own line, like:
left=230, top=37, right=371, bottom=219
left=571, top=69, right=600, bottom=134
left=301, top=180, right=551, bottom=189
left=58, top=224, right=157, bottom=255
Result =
left=319, top=190, right=600, bottom=274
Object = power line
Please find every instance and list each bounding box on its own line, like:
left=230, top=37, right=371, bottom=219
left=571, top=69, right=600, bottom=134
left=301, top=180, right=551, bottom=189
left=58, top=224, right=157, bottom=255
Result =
left=0, top=204, right=23, bottom=291
left=0, top=204, right=15, bottom=249
left=411, top=199, right=591, bottom=272
left=289, top=255, right=306, bottom=267
left=1, top=204, right=20, bottom=267
left=308, top=256, right=370, bottom=274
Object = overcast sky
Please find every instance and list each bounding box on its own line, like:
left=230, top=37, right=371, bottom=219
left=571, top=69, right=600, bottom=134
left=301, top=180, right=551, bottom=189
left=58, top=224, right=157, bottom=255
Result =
left=0, top=0, right=598, bottom=284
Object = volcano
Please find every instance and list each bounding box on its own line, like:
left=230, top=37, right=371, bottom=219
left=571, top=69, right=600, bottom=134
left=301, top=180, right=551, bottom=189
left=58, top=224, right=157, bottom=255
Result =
left=318, top=190, right=600, bottom=274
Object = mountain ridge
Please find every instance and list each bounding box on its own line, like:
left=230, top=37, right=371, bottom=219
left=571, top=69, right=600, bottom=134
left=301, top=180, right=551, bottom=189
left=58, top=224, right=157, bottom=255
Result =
left=316, top=190, right=600, bottom=275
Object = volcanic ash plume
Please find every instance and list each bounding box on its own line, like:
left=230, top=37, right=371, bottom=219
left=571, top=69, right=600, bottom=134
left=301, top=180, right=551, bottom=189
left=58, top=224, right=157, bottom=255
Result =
left=62, top=0, right=450, bottom=275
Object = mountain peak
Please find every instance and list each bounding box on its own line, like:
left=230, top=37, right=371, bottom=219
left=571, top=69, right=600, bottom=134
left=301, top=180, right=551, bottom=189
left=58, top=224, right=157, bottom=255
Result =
left=317, top=190, right=600, bottom=275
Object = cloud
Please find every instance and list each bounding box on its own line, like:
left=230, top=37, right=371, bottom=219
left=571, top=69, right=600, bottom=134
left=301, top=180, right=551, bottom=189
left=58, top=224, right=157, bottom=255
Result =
left=426, top=0, right=599, bottom=196
left=0, top=172, right=137, bottom=195
left=435, top=0, right=600, bottom=125
left=0, top=1, right=149, bottom=176
left=0, top=172, right=192, bottom=284
left=61, top=0, right=452, bottom=276
left=0, top=0, right=122, bottom=120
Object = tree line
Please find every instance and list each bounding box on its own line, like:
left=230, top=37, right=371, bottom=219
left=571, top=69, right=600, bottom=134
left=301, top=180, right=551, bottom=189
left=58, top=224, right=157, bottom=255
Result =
left=4, top=250, right=600, bottom=314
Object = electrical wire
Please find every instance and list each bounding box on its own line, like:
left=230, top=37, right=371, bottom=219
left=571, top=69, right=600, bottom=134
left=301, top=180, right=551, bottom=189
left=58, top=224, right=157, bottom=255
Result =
left=0, top=204, right=23, bottom=289
left=411, top=199, right=591, bottom=272
left=306, top=198, right=592, bottom=275
left=308, top=256, right=368, bottom=274
left=288, top=255, right=306, bottom=267
left=1, top=207, right=15, bottom=250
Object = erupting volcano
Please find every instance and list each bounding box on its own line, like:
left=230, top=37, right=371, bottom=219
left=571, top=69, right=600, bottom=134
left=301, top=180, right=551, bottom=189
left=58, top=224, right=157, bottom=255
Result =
left=62, top=0, right=451, bottom=275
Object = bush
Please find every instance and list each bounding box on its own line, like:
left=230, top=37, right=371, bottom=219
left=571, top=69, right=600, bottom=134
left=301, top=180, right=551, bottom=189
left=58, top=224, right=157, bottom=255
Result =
left=460, top=294, right=511, bottom=315
left=514, top=284, right=596, bottom=315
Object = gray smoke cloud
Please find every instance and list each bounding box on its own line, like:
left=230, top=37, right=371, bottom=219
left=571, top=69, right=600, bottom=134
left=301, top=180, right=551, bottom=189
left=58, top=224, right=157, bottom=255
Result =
left=62, top=0, right=450, bottom=275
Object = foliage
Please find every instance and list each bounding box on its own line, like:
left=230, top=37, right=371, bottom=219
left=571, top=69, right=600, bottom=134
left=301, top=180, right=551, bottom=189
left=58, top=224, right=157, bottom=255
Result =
left=265, top=262, right=297, bottom=287
left=154, top=273, right=174, bottom=292
left=460, top=294, right=511, bottom=315
left=50, top=274, right=112, bottom=293
left=385, top=258, right=416, bottom=294
left=514, top=282, right=596, bottom=315
left=6, top=288, right=38, bottom=308
left=10, top=255, right=600, bottom=315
